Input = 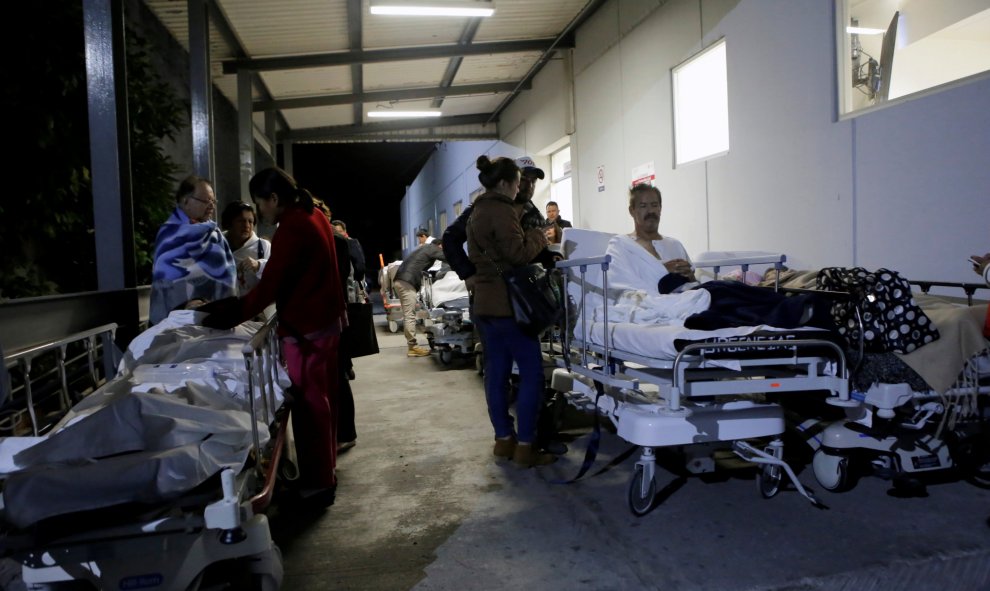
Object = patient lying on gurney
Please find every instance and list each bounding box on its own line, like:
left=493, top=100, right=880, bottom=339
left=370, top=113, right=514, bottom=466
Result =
left=602, top=184, right=831, bottom=331
left=0, top=311, right=282, bottom=529
left=428, top=263, right=471, bottom=309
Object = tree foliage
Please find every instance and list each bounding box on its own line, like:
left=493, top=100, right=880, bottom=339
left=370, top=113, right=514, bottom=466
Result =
left=1, top=2, right=184, bottom=299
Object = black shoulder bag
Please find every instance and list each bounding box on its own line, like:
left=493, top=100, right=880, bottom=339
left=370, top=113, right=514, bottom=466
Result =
left=482, top=249, right=564, bottom=337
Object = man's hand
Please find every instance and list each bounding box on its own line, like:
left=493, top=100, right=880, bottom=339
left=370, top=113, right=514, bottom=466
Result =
left=664, top=258, right=695, bottom=280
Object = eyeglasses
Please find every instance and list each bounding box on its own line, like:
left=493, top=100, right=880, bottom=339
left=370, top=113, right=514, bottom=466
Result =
left=189, top=195, right=217, bottom=206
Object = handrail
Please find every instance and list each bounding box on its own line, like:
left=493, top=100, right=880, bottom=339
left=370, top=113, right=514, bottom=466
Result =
left=670, top=339, right=849, bottom=411
left=4, top=323, right=118, bottom=365
left=242, top=314, right=280, bottom=476
left=910, top=280, right=988, bottom=306
left=2, top=323, right=119, bottom=435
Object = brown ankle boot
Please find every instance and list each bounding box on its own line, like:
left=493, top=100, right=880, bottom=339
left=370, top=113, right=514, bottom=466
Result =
left=493, top=436, right=517, bottom=459
left=512, top=443, right=557, bottom=467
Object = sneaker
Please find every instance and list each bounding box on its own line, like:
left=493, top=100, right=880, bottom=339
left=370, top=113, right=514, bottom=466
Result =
left=407, top=346, right=430, bottom=357
left=512, top=443, right=557, bottom=468
left=493, top=436, right=517, bottom=459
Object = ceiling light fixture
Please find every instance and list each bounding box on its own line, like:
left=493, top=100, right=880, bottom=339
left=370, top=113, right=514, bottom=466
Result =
left=367, top=110, right=443, bottom=118
left=369, top=0, right=495, bottom=18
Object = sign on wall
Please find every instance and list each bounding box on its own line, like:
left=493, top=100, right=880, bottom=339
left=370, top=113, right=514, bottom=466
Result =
left=631, top=161, right=656, bottom=187
left=596, top=165, right=605, bottom=193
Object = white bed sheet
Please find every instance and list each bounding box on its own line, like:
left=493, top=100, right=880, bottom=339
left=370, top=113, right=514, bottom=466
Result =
left=429, top=272, right=470, bottom=308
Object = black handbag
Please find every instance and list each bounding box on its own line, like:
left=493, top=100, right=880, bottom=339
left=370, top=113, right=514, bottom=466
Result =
left=342, top=301, right=380, bottom=358
left=816, top=267, right=939, bottom=353
left=484, top=249, right=563, bottom=336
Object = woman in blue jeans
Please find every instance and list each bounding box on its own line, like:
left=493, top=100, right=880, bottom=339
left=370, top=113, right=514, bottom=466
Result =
left=466, top=155, right=554, bottom=467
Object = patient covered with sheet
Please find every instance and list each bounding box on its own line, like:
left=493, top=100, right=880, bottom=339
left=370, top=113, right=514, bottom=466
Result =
left=0, top=311, right=283, bottom=529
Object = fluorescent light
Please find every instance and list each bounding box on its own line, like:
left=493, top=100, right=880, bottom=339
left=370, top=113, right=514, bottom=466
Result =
left=370, top=1, right=495, bottom=17
left=367, top=110, right=443, bottom=118
left=846, top=26, right=886, bottom=35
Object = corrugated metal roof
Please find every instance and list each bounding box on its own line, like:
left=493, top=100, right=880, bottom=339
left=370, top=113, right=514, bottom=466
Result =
left=141, top=0, right=606, bottom=142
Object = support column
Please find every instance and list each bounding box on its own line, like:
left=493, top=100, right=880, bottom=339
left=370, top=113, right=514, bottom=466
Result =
left=188, top=0, right=214, bottom=181
left=84, top=0, right=135, bottom=291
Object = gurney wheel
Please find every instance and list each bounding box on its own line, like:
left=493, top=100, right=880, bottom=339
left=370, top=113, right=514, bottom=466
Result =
left=439, top=349, right=454, bottom=365
left=812, top=449, right=851, bottom=492
left=388, top=319, right=399, bottom=333
left=476, top=351, right=485, bottom=376
left=628, top=466, right=657, bottom=516
left=757, top=463, right=783, bottom=498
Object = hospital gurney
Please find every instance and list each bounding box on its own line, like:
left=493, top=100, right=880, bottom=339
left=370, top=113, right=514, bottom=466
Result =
left=794, top=283, right=990, bottom=494
left=0, top=311, right=288, bottom=590
left=421, top=268, right=476, bottom=365
left=549, top=229, right=854, bottom=515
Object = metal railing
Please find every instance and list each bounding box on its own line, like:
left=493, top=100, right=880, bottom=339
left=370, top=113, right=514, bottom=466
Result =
left=1, top=324, right=120, bottom=436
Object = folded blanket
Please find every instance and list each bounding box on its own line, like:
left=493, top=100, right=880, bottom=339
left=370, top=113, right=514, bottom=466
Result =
left=150, top=208, right=237, bottom=325
left=895, top=297, right=988, bottom=394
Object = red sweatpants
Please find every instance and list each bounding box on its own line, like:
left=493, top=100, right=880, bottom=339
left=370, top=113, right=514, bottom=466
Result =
left=283, top=333, right=340, bottom=490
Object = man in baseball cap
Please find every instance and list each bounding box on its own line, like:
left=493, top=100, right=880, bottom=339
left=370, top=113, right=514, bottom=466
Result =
left=513, top=156, right=546, bottom=231
left=514, top=156, right=545, bottom=180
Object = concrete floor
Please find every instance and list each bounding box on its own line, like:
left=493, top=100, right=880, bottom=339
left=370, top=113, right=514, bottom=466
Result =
left=271, top=316, right=990, bottom=591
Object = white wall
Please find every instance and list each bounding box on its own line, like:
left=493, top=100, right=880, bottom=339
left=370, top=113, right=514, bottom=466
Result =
left=400, top=139, right=520, bottom=256
left=404, top=0, right=990, bottom=282
left=568, top=0, right=987, bottom=281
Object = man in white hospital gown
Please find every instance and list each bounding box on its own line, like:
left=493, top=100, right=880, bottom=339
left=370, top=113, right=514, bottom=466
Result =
left=605, top=183, right=697, bottom=296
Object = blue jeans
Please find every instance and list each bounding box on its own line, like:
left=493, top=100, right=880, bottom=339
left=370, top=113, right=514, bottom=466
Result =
left=476, top=316, right=543, bottom=443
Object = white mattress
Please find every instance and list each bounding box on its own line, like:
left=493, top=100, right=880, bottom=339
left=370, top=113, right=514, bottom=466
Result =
left=577, top=320, right=817, bottom=365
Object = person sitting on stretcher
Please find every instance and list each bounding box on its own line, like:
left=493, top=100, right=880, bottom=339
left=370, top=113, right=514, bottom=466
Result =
left=604, top=183, right=831, bottom=330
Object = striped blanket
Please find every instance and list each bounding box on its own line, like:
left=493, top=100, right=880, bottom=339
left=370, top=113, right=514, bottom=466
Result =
left=150, top=208, right=237, bottom=324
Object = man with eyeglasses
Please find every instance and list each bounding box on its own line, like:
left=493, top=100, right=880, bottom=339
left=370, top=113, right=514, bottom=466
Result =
left=149, top=175, right=236, bottom=324
left=180, top=176, right=217, bottom=222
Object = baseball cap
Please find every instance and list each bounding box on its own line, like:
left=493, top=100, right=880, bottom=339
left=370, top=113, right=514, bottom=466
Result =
left=514, top=156, right=545, bottom=180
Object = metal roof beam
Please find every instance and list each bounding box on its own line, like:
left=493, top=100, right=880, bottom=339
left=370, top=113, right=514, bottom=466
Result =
left=223, top=38, right=567, bottom=74
left=279, top=113, right=497, bottom=141
left=346, top=0, right=363, bottom=124
left=254, top=81, right=527, bottom=111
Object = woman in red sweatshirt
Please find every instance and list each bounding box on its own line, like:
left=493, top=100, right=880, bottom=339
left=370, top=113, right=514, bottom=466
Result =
left=203, top=167, right=346, bottom=502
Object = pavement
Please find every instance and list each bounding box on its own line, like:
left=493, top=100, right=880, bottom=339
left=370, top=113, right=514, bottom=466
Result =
left=273, top=312, right=990, bottom=591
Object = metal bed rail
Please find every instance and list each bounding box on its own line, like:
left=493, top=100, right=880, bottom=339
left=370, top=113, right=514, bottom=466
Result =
left=554, top=253, right=851, bottom=411
left=1, top=323, right=119, bottom=436
left=242, top=314, right=282, bottom=492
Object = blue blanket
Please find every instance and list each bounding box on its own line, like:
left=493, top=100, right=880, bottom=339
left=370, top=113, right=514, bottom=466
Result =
left=150, top=208, right=237, bottom=324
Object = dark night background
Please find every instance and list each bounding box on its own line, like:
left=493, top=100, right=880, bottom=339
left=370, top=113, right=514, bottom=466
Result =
left=290, top=142, right=438, bottom=286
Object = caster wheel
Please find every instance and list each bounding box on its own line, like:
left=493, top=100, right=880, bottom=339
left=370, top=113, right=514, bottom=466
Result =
left=439, top=349, right=453, bottom=365
left=757, top=463, right=783, bottom=498
left=628, top=466, right=657, bottom=516
left=475, top=351, right=485, bottom=376
left=812, top=449, right=850, bottom=492
left=388, top=319, right=399, bottom=333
